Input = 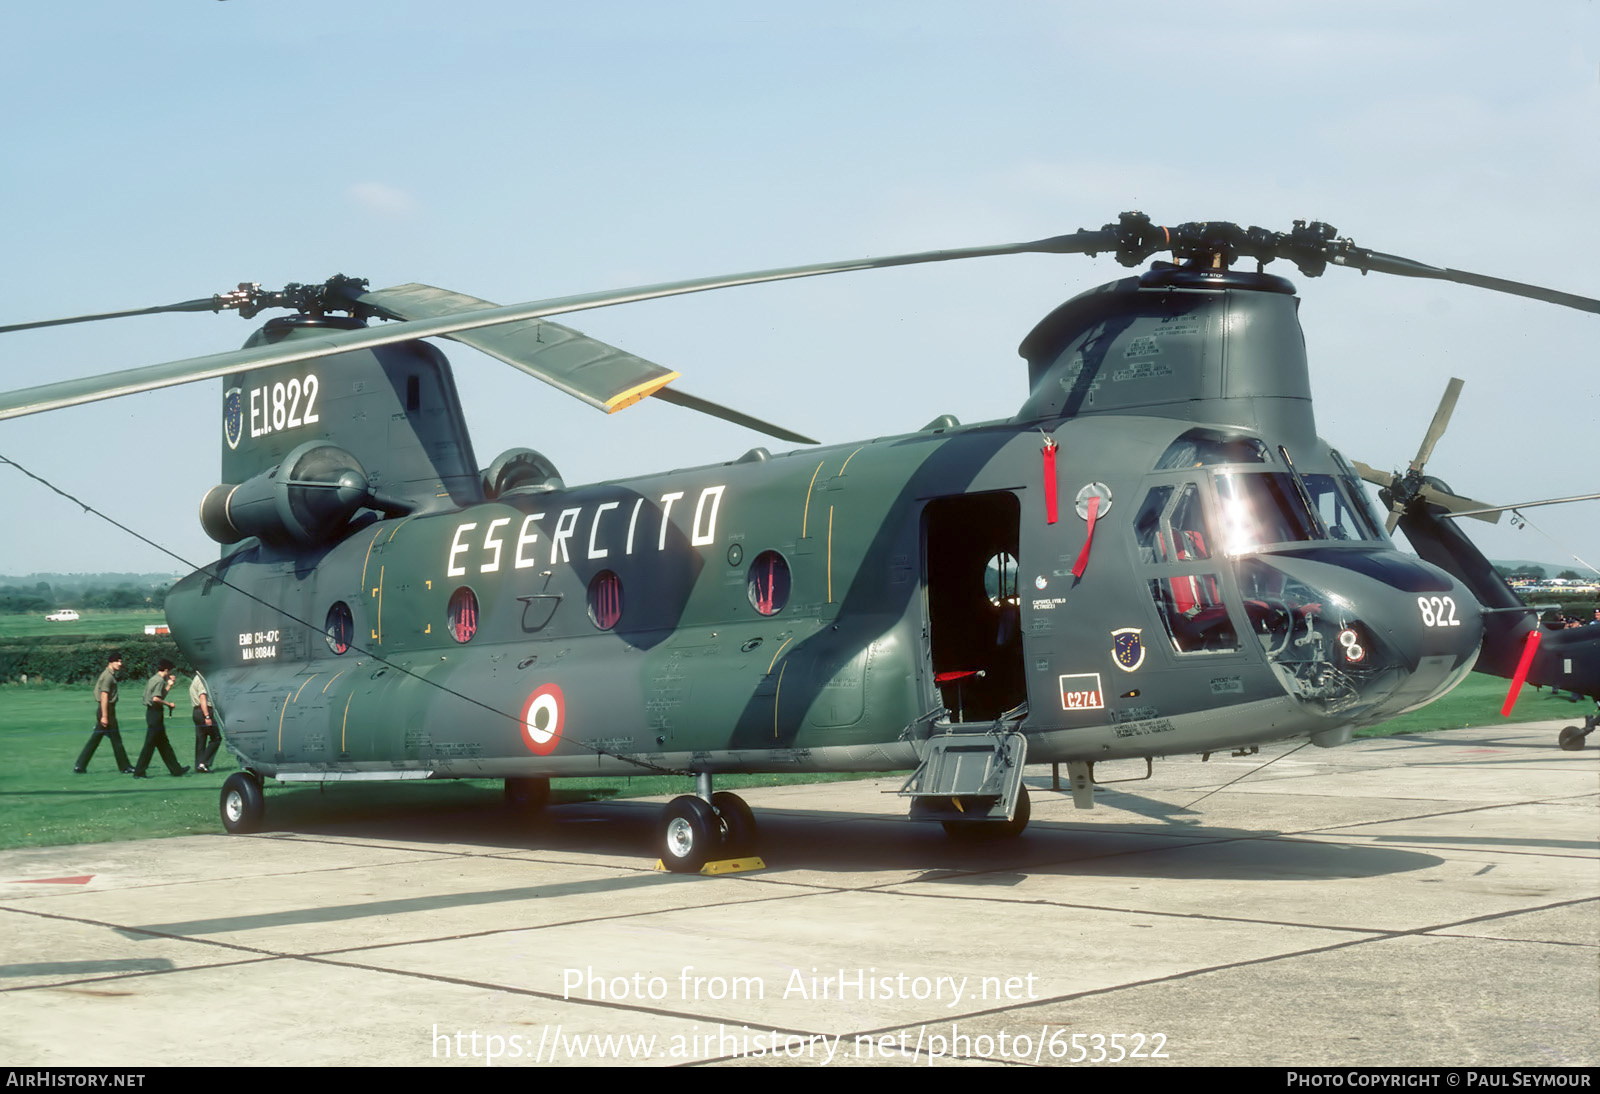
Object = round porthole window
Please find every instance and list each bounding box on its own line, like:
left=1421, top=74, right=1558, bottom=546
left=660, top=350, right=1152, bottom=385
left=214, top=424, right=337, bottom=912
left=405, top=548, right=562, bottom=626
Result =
left=325, top=601, right=353, bottom=655
left=448, top=587, right=479, bottom=643
left=747, top=551, right=791, bottom=616
left=588, top=570, right=623, bottom=630
left=984, top=552, right=1018, bottom=606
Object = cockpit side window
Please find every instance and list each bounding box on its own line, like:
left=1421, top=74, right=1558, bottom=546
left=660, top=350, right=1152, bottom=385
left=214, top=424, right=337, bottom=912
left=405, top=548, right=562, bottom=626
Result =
left=1133, top=481, right=1239, bottom=655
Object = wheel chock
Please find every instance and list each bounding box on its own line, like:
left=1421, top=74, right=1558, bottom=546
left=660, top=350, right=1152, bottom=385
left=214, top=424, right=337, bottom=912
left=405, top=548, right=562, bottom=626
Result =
left=653, top=856, right=767, bottom=875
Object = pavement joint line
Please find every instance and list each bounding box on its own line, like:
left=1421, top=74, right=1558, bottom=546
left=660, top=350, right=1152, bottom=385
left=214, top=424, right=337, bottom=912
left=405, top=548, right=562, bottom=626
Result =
left=1, top=953, right=284, bottom=995
left=294, top=886, right=844, bottom=958
left=0, top=849, right=473, bottom=898
left=279, top=950, right=856, bottom=1036
left=818, top=894, right=1600, bottom=1039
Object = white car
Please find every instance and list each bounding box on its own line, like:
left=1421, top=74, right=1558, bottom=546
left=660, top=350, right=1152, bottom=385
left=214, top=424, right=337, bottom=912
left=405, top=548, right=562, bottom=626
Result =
left=45, top=609, right=80, bottom=622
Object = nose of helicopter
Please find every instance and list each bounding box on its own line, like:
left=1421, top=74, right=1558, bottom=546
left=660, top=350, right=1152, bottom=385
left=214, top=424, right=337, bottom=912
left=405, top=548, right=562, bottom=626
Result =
left=1237, top=550, right=1483, bottom=727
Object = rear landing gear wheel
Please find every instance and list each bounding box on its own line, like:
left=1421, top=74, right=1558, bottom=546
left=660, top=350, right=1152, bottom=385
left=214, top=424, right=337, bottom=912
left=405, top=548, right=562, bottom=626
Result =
left=941, top=784, right=1030, bottom=840
left=504, top=776, right=551, bottom=812
left=220, top=772, right=264, bottom=834
left=1558, top=726, right=1586, bottom=751
left=661, top=795, right=716, bottom=873
left=711, top=791, right=757, bottom=856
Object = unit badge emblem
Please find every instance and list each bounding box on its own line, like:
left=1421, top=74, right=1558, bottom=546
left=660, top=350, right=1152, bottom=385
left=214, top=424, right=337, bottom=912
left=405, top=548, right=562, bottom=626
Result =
left=223, top=387, right=243, bottom=450
left=1112, top=627, right=1146, bottom=672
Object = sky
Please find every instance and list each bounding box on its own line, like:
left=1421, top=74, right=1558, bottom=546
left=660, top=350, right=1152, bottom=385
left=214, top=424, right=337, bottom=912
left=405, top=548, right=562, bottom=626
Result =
left=0, top=1, right=1595, bottom=579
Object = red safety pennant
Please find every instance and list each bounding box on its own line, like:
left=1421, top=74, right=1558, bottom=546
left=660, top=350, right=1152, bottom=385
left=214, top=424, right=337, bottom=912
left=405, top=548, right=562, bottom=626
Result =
left=1499, top=628, right=1542, bottom=717
left=1071, top=494, right=1100, bottom=577
left=1041, top=438, right=1059, bottom=525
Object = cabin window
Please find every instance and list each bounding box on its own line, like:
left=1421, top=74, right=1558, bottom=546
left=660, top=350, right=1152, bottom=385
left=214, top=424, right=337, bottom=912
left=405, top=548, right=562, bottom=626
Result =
left=325, top=601, right=353, bottom=655
left=448, top=587, right=479, bottom=643
left=587, top=570, right=623, bottom=630
left=747, top=551, right=791, bottom=616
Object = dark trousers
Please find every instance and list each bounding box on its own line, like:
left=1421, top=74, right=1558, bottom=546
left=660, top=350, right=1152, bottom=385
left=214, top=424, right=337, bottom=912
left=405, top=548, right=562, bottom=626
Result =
left=194, top=707, right=221, bottom=769
left=75, top=708, right=128, bottom=772
left=134, top=705, right=183, bottom=776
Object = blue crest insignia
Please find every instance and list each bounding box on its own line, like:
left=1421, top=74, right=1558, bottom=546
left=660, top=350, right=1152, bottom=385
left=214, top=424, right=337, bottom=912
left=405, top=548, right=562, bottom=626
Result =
left=224, top=387, right=243, bottom=450
left=1112, top=627, right=1145, bottom=672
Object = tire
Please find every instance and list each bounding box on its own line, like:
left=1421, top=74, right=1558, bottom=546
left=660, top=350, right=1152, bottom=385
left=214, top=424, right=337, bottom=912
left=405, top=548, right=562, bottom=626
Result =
left=711, top=791, right=758, bottom=856
left=661, top=795, right=717, bottom=873
left=941, top=785, right=1030, bottom=840
left=220, top=772, right=264, bottom=835
left=504, top=776, right=551, bottom=813
left=1558, top=726, right=1586, bottom=751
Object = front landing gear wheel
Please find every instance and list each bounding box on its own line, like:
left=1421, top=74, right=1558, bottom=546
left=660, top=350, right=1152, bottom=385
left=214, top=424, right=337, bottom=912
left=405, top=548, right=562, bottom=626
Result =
left=941, top=784, right=1031, bottom=840
left=220, top=772, right=264, bottom=834
left=1558, top=726, right=1586, bottom=751
left=504, top=776, right=551, bottom=812
left=711, top=791, right=758, bottom=855
left=661, top=795, right=717, bottom=873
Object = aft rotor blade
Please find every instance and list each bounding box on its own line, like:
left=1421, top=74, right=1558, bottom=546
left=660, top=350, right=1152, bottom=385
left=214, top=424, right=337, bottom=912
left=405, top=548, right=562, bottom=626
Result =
left=0, top=298, right=221, bottom=335
left=1350, top=459, right=1395, bottom=488
left=358, top=283, right=818, bottom=444
left=1410, top=377, right=1463, bottom=471
left=1417, top=482, right=1502, bottom=525
left=1330, top=250, right=1600, bottom=314
left=0, top=230, right=1118, bottom=422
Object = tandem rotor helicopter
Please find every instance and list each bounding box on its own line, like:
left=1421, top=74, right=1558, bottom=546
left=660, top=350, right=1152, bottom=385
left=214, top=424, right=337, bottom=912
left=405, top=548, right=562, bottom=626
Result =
left=3, top=212, right=1597, bottom=871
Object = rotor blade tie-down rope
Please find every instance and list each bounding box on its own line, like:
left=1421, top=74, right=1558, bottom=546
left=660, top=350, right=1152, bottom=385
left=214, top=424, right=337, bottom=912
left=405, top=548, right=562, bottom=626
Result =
left=1071, top=494, right=1100, bottom=578
left=1500, top=628, right=1543, bottom=717
left=1041, top=437, right=1059, bottom=525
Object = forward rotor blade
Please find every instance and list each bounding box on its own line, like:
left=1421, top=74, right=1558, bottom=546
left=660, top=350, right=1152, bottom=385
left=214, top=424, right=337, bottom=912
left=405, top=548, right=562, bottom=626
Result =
left=358, top=283, right=817, bottom=444
left=1330, top=250, right=1600, bottom=314
left=0, top=230, right=1117, bottom=423
left=0, top=298, right=220, bottom=335
left=1410, top=377, right=1463, bottom=471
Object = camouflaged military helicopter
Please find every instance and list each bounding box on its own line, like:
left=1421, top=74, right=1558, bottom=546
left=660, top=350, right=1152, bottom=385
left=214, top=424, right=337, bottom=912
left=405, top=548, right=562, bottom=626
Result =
left=3, top=213, right=1596, bottom=871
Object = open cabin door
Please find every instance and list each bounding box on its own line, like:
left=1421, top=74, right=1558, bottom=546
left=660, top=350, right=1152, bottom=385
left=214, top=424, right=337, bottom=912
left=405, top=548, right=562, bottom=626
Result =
left=922, top=492, right=1027, bottom=723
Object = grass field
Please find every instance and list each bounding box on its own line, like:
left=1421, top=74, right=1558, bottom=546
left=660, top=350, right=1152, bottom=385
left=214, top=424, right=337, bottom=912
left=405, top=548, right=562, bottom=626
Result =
left=0, top=611, right=168, bottom=639
left=0, top=674, right=1588, bottom=850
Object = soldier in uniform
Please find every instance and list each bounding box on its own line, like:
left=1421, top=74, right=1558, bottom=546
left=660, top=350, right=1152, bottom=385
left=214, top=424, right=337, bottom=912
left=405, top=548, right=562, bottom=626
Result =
left=190, top=672, right=220, bottom=773
left=74, top=651, right=132, bottom=774
left=132, top=659, right=188, bottom=778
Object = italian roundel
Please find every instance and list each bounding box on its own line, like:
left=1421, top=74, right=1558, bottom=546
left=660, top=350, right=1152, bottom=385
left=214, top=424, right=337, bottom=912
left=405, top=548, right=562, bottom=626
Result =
left=520, top=684, right=565, bottom=755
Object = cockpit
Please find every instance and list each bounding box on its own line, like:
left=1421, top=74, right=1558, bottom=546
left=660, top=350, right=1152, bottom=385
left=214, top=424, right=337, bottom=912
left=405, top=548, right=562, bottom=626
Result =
left=1133, top=427, right=1480, bottom=723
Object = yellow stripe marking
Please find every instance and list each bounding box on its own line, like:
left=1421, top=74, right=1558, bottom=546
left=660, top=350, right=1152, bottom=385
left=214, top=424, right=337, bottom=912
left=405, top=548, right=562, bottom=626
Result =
left=773, top=662, right=787, bottom=739
left=801, top=460, right=825, bottom=538
left=604, top=371, right=681, bottom=412
left=321, top=670, right=345, bottom=695
left=292, top=675, right=317, bottom=702
left=376, top=564, right=384, bottom=645
left=341, top=694, right=354, bottom=752
left=767, top=635, right=794, bottom=674
left=838, top=446, right=864, bottom=476
left=277, top=692, right=291, bottom=752
left=827, top=506, right=834, bottom=603
left=385, top=516, right=415, bottom=544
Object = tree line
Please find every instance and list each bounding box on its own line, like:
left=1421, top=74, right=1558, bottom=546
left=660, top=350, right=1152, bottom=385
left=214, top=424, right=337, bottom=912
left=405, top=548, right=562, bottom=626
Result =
left=0, top=581, right=171, bottom=614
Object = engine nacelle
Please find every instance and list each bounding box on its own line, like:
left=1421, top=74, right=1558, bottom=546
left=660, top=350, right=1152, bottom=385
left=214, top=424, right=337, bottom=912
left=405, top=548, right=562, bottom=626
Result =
left=200, top=441, right=370, bottom=547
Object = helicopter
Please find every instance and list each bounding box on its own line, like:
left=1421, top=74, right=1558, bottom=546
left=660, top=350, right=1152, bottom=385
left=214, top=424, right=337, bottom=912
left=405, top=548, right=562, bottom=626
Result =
left=1352, top=378, right=1600, bottom=750
left=2, top=212, right=1595, bottom=872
